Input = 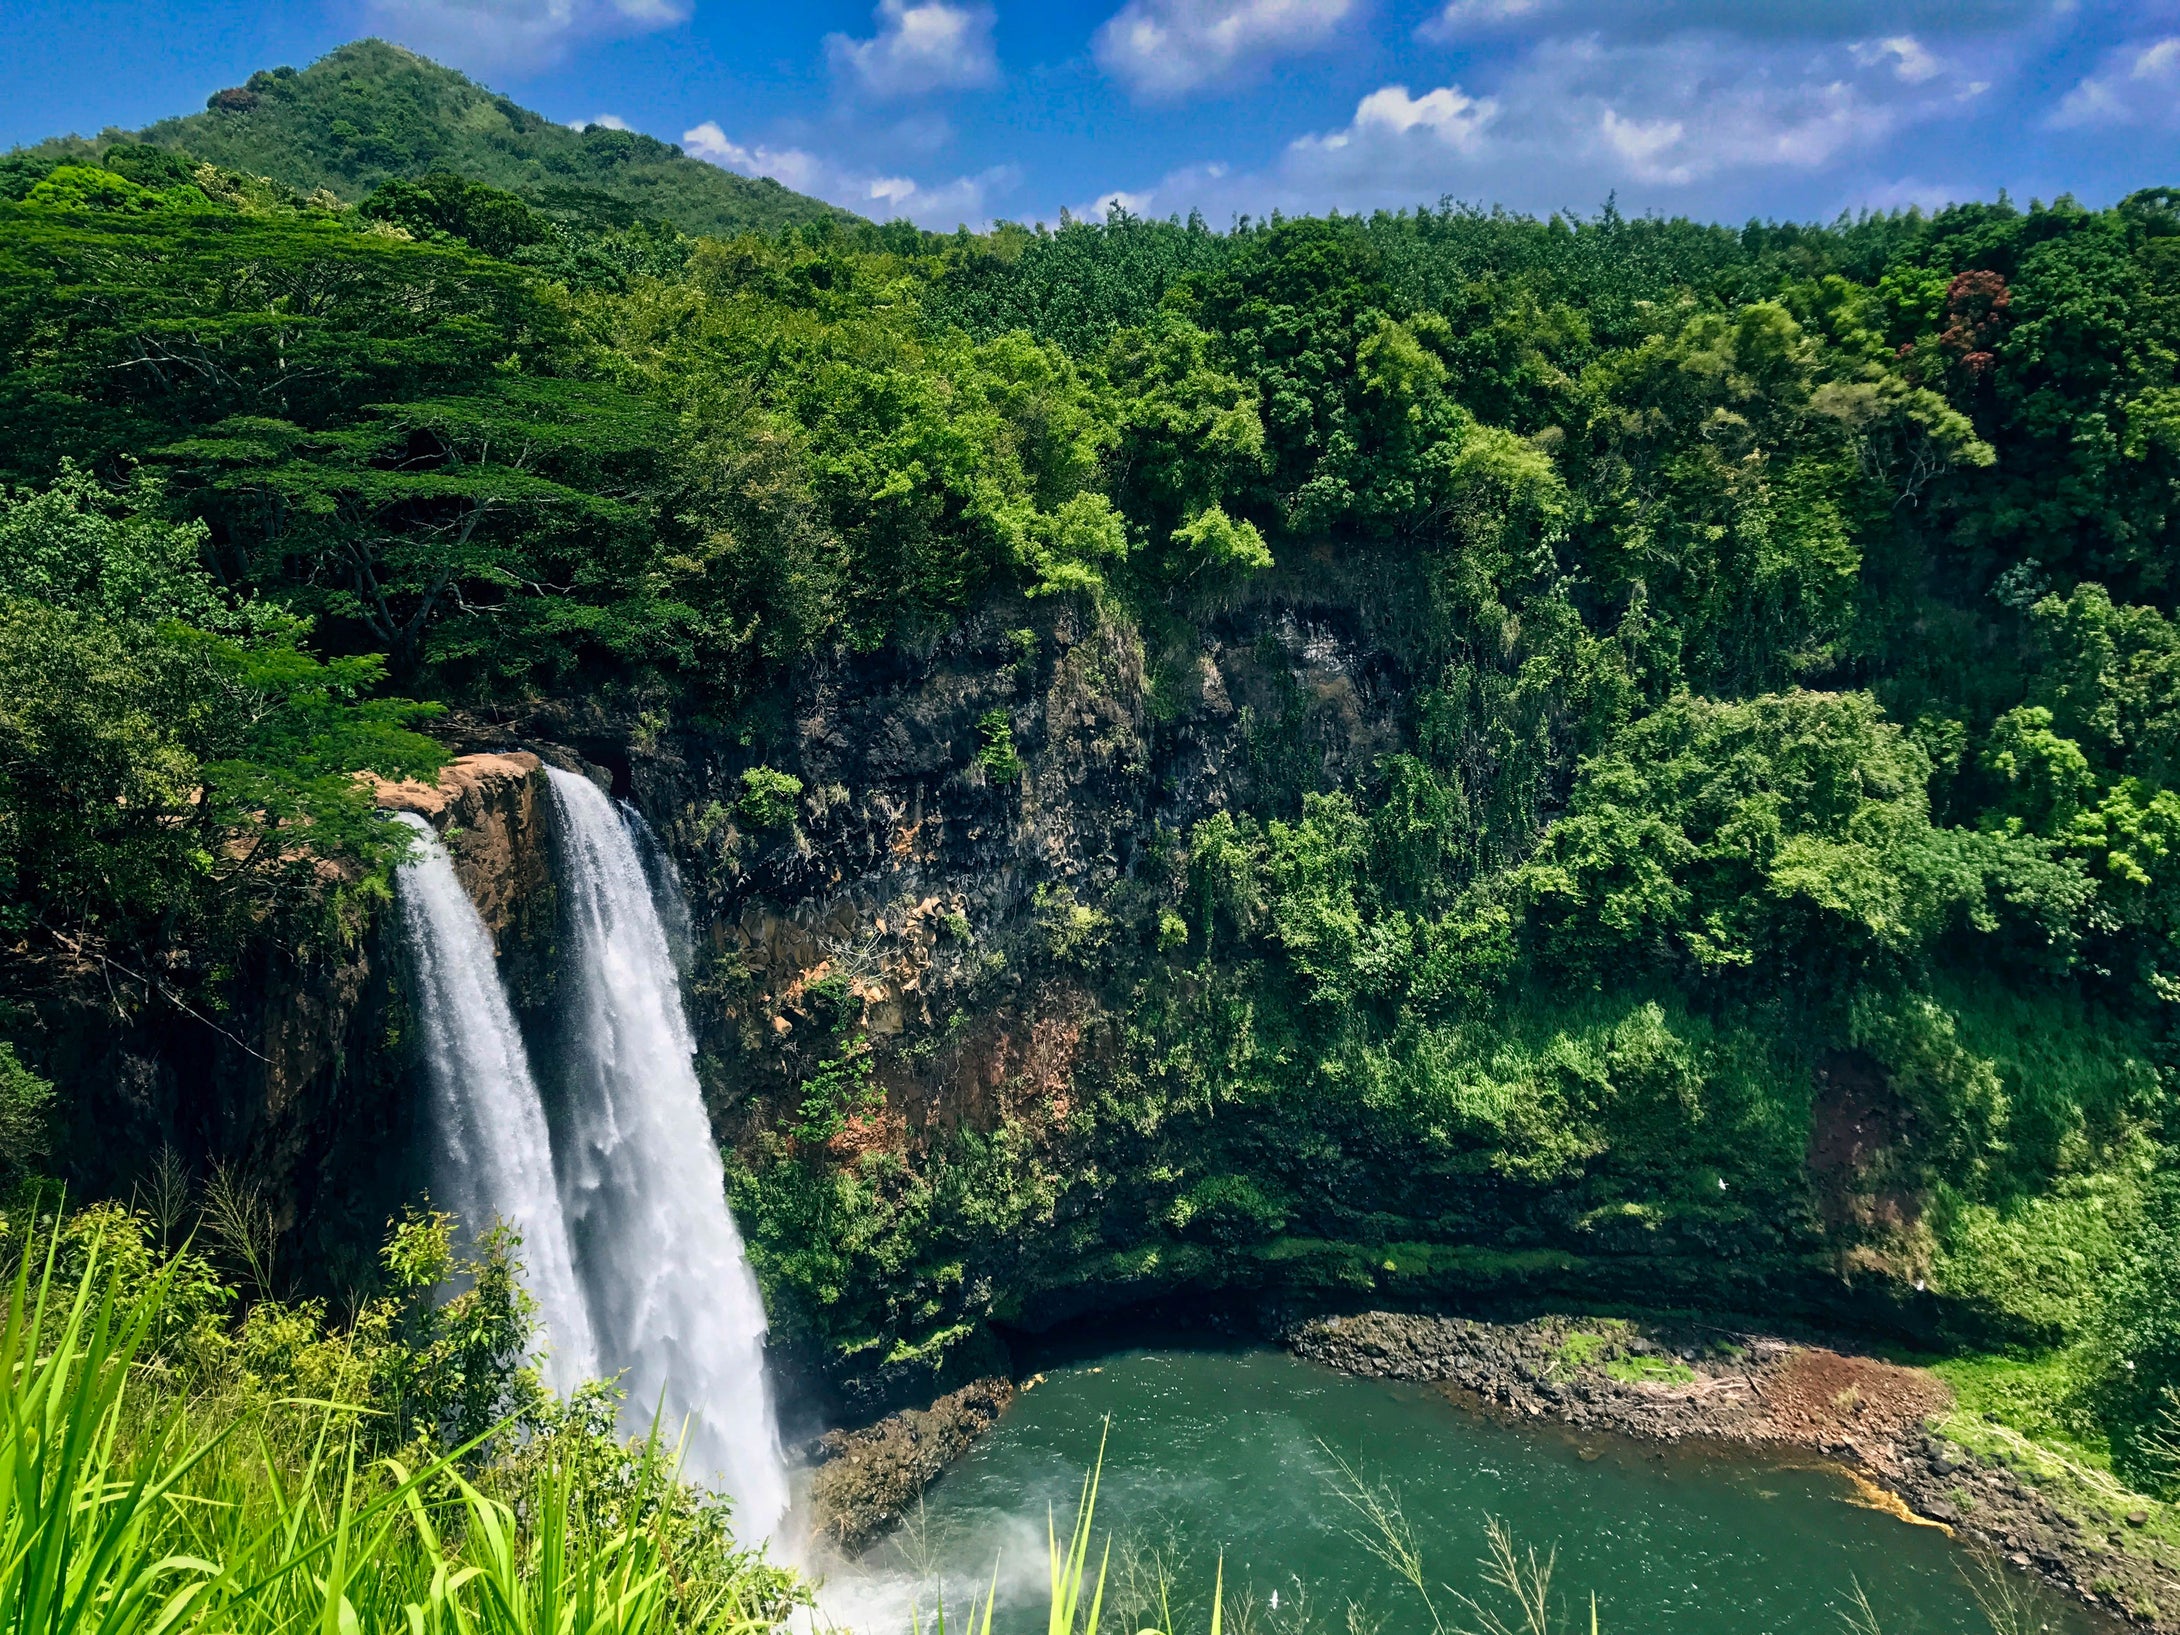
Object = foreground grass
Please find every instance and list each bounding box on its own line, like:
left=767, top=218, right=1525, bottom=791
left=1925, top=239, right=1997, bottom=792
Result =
left=0, top=1211, right=801, bottom=1635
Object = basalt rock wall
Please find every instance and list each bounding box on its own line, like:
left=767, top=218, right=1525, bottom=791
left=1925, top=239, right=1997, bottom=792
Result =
left=445, top=569, right=1458, bottom=1412
left=551, top=567, right=1958, bottom=1415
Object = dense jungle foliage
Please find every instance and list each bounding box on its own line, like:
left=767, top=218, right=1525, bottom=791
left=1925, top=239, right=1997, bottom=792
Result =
left=7, top=65, right=2180, bottom=1508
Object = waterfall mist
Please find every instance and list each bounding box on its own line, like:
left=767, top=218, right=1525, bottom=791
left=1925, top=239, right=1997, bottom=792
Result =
left=390, top=812, right=599, bottom=1392
left=542, top=769, right=790, bottom=1543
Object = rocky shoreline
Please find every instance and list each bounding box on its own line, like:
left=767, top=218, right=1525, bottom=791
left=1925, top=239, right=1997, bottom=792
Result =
left=805, top=1377, right=1016, bottom=1552
left=1290, top=1311, right=2178, bottom=1629
left=799, top=1311, right=2180, bottom=1631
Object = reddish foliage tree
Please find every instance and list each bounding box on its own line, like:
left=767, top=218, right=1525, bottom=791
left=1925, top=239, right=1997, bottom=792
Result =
left=1940, top=269, right=2011, bottom=378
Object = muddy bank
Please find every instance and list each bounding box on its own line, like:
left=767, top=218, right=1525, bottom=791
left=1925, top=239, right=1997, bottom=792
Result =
left=1290, top=1310, right=2177, bottom=1628
left=806, top=1377, right=1017, bottom=1551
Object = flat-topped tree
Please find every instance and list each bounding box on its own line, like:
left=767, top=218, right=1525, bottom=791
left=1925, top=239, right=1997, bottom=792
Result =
left=164, top=378, right=667, bottom=678
left=1, top=164, right=671, bottom=684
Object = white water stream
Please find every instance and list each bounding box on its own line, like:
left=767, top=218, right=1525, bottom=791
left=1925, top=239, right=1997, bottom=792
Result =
left=390, top=812, right=599, bottom=1392
left=543, top=768, right=791, bottom=1544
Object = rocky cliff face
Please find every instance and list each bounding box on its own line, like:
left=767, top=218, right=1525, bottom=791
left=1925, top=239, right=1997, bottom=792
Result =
left=371, top=751, right=561, bottom=1017
left=41, top=900, right=405, bottom=1296
left=629, top=582, right=1407, bottom=1123
left=470, top=571, right=1427, bottom=1409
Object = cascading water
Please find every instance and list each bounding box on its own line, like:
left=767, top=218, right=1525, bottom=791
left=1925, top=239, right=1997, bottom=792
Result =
left=390, top=812, right=599, bottom=1392
left=542, top=768, right=791, bottom=1543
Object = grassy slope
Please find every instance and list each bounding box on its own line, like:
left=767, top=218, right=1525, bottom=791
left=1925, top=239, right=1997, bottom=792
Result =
left=23, top=38, right=858, bottom=237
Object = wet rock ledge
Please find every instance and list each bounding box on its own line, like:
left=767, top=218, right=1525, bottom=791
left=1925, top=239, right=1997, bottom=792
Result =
left=807, top=1377, right=1016, bottom=1552
left=1291, top=1311, right=2180, bottom=1629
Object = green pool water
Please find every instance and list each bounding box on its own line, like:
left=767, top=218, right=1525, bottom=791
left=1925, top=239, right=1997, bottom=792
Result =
left=813, top=1342, right=2110, bottom=1635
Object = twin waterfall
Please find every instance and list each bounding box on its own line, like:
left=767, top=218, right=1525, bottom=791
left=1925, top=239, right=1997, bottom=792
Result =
left=391, top=775, right=789, bottom=1544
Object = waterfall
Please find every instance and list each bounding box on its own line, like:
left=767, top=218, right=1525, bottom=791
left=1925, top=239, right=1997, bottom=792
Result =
left=390, top=813, right=599, bottom=1392
left=542, top=768, right=790, bottom=1543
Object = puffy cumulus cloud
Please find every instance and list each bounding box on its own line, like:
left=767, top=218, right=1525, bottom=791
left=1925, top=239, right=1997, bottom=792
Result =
left=361, top=0, right=686, bottom=72
left=1287, top=83, right=1498, bottom=167
left=824, top=0, right=1000, bottom=98
left=1283, top=36, right=1927, bottom=200
left=682, top=121, right=1014, bottom=226
left=2051, top=35, right=2180, bottom=127
left=681, top=124, right=828, bottom=193
left=1093, top=0, right=1359, bottom=97
left=568, top=113, right=633, bottom=131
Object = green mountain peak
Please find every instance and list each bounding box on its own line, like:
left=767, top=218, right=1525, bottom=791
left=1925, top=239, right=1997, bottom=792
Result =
left=21, top=37, right=857, bottom=237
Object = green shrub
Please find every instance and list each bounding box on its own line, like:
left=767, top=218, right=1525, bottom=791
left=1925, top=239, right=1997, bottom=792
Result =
left=1605, top=1354, right=1697, bottom=1385
left=1168, top=1174, right=1287, bottom=1244
left=977, top=709, right=1023, bottom=782
left=0, top=1201, right=804, bottom=1635
left=736, top=766, right=803, bottom=829
left=0, top=1043, right=52, bottom=1194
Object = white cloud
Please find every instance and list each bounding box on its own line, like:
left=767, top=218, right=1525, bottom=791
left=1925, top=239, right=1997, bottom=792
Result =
left=1090, top=189, right=1155, bottom=216
left=683, top=123, right=826, bottom=193
left=1851, top=35, right=1942, bottom=84
left=1598, top=109, right=1687, bottom=179
left=2052, top=34, right=2180, bottom=128
left=1296, top=84, right=1498, bottom=153
left=1273, top=38, right=1896, bottom=204
left=362, top=0, right=687, bottom=72
left=683, top=121, right=1015, bottom=227
left=1527, top=36, right=1906, bottom=178
left=1093, top=0, right=1358, bottom=97
left=824, top=0, right=999, bottom=98
left=1072, top=163, right=1230, bottom=223
left=1094, top=22, right=1997, bottom=226
left=569, top=113, right=633, bottom=130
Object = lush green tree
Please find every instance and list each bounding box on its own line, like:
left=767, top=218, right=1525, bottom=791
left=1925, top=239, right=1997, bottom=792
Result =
left=360, top=170, right=548, bottom=257
left=163, top=378, right=668, bottom=677
left=0, top=162, right=550, bottom=487
left=0, top=470, right=442, bottom=1016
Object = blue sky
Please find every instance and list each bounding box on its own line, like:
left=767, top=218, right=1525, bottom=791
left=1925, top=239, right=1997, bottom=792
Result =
left=3, top=0, right=2176, bottom=230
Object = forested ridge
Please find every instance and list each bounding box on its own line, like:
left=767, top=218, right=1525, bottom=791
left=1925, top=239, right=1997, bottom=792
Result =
left=8, top=62, right=2180, bottom=1511
left=24, top=39, right=854, bottom=237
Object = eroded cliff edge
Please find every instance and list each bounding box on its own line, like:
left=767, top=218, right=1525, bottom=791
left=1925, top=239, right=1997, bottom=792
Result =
left=370, top=751, right=561, bottom=1019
